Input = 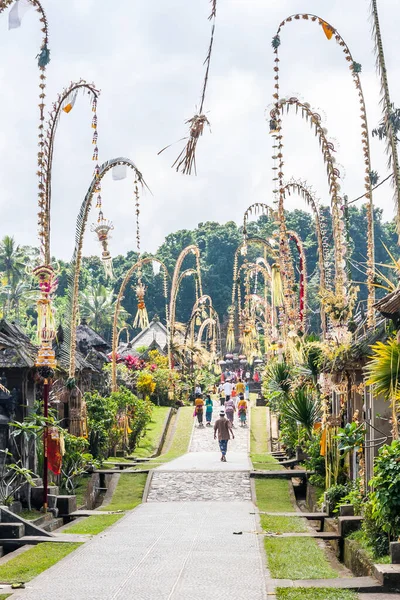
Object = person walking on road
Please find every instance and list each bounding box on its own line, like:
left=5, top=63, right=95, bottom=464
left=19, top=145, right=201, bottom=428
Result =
left=236, top=378, right=245, bottom=396
left=205, top=394, right=213, bottom=426
left=214, top=409, right=234, bottom=462
left=218, top=383, right=225, bottom=405
left=223, top=379, right=232, bottom=403
left=194, top=395, right=204, bottom=427
left=224, top=397, right=236, bottom=425
left=244, top=379, right=250, bottom=401
left=237, top=394, right=248, bottom=427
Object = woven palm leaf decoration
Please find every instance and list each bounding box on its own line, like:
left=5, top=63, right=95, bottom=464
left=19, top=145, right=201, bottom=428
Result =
left=162, top=0, right=217, bottom=175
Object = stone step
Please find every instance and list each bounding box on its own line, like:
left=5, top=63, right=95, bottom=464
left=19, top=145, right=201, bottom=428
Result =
left=258, top=511, right=328, bottom=520
left=264, top=531, right=341, bottom=540
left=250, top=470, right=314, bottom=478
left=272, top=576, right=381, bottom=591
left=42, top=517, right=64, bottom=533
left=57, top=495, right=77, bottom=516
left=359, top=594, right=400, bottom=599
left=0, top=523, right=25, bottom=539
left=1, top=533, right=90, bottom=547
left=69, top=510, right=123, bottom=517
left=373, top=564, right=400, bottom=591
left=94, top=469, right=150, bottom=475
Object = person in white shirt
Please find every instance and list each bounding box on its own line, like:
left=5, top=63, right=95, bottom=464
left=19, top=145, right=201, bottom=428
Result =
left=223, top=380, right=232, bottom=402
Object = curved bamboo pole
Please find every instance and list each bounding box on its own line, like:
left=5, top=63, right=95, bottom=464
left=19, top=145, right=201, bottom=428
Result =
left=39, top=80, right=100, bottom=264
left=273, top=12, right=375, bottom=325
left=227, top=237, right=276, bottom=351
left=287, top=230, right=307, bottom=331
left=242, top=202, right=275, bottom=241
left=270, top=97, right=347, bottom=301
left=67, top=157, right=146, bottom=381
left=168, top=244, right=202, bottom=355
left=242, top=201, right=296, bottom=331
left=283, top=179, right=328, bottom=335
left=111, top=257, right=169, bottom=392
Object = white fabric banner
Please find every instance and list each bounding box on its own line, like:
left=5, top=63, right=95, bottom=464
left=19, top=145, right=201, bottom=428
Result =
left=8, top=0, right=32, bottom=30
left=112, top=164, right=127, bottom=181
left=152, top=261, right=161, bottom=276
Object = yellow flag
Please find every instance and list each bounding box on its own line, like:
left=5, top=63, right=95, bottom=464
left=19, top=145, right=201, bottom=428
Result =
left=321, top=20, right=334, bottom=40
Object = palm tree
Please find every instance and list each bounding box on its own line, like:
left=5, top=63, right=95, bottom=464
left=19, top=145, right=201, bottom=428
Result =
left=0, top=236, right=26, bottom=286
left=80, top=284, right=126, bottom=339
left=280, top=387, right=321, bottom=438
left=365, top=336, right=400, bottom=440
left=369, top=0, right=400, bottom=237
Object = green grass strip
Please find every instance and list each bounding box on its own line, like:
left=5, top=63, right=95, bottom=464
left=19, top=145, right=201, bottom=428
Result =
left=260, top=514, right=306, bottom=533
left=265, top=537, right=337, bottom=580
left=19, top=509, right=42, bottom=521
left=101, top=472, right=147, bottom=512
left=62, top=513, right=123, bottom=535
left=156, top=406, right=193, bottom=462
left=276, top=589, right=357, bottom=600
left=251, top=452, right=282, bottom=471
left=0, top=594, right=11, bottom=599
left=134, top=406, right=170, bottom=458
left=255, top=479, right=294, bottom=513
left=250, top=407, right=269, bottom=453
left=0, top=543, right=81, bottom=584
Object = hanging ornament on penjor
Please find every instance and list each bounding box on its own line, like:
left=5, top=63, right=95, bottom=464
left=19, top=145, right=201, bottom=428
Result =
left=91, top=213, right=114, bottom=279
left=133, top=280, right=149, bottom=330
left=160, top=0, right=217, bottom=175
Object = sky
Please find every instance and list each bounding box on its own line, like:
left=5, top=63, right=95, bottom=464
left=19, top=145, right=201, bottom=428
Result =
left=0, top=0, right=399, bottom=261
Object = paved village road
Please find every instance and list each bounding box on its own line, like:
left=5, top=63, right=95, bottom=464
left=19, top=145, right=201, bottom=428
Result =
left=13, top=402, right=267, bottom=600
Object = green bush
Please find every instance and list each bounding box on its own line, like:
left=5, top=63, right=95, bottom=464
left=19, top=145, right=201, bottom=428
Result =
left=85, top=391, right=118, bottom=460
left=325, top=483, right=352, bottom=514
left=304, top=431, right=325, bottom=478
left=362, top=500, right=389, bottom=558
left=368, top=440, right=400, bottom=543
left=108, top=387, right=153, bottom=451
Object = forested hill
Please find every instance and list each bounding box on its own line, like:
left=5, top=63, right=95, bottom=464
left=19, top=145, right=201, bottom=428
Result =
left=1, top=205, right=398, bottom=341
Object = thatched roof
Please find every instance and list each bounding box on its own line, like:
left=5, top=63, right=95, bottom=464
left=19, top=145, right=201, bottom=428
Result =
left=76, top=320, right=110, bottom=352
left=350, top=320, right=388, bottom=361
left=0, top=320, right=38, bottom=369
left=374, top=288, right=400, bottom=321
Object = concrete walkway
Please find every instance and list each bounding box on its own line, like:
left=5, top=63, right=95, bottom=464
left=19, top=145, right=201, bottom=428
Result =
left=13, top=402, right=267, bottom=599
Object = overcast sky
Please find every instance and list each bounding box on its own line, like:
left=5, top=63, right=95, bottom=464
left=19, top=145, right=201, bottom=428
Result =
left=0, top=0, right=399, bottom=260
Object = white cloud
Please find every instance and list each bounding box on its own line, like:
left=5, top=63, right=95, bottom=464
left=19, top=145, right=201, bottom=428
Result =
left=0, top=0, right=399, bottom=259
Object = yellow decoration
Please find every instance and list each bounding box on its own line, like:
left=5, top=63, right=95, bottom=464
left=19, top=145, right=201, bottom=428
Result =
left=321, top=20, right=334, bottom=40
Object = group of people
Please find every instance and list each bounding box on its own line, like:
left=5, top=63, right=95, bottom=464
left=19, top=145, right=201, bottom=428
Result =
left=194, top=382, right=248, bottom=429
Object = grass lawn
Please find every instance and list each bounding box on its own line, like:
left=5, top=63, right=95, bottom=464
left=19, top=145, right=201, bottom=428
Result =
left=276, top=589, right=357, bottom=600
left=101, top=472, right=147, bottom=512
left=0, top=543, right=81, bottom=583
left=251, top=453, right=282, bottom=471
left=250, top=407, right=282, bottom=470
left=19, top=509, right=42, bottom=521
left=255, top=479, right=295, bottom=513
left=0, top=595, right=10, bottom=599
left=62, top=513, right=123, bottom=535
left=73, top=474, right=92, bottom=508
left=265, top=537, right=337, bottom=580
left=152, top=406, right=193, bottom=464
left=260, top=514, right=306, bottom=533
left=134, top=406, right=170, bottom=458
left=250, top=407, right=269, bottom=453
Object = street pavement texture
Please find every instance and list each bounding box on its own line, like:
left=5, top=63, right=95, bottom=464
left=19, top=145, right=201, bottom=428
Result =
left=13, top=402, right=268, bottom=599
